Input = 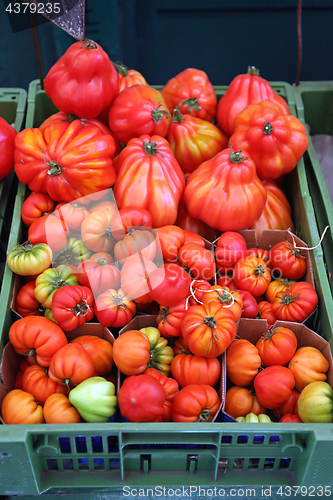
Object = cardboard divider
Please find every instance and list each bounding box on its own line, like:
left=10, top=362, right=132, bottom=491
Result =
left=222, top=317, right=333, bottom=422
left=0, top=322, right=116, bottom=424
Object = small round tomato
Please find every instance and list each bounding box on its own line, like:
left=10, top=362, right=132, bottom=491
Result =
left=272, top=389, right=301, bottom=418
left=233, top=255, right=271, bottom=297
left=237, top=289, right=259, bottom=318
left=256, top=326, right=298, bottom=366
left=270, top=240, right=307, bottom=280
left=15, top=281, right=42, bottom=317
left=279, top=413, right=303, bottom=423
left=156, top=300, right=188, bottom=338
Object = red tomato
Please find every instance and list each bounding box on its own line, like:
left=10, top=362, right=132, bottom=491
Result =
left=48, top=343, right=95, bottom=387
left=110, top=206, right=153, bottom=241
left=233, top=255, right=271, bottom=297
left=108, top=84, right=171, bottom=144
left=279, top=414, right=303, bottom=423
left=28, top=214, right=69, bottom=252
left=115, top=63, right=148, bottom=91
left=76, top=259, right=120, bottom=295
left=54, top=201, right=90, bottom=231
left=216, top=66, right=291, bottom=136
left=113, top=134, right=185, bottom=227
left=270, top=240, right=307, bottom=280
left=94, top=288, right=136, bottom=327
left=257, top=301, right=277, bottom=327
left=51, top=285, right=95, bottom=331
left=200, top=285, right=244, bottom=323
left=271, top=282, right=318, bottom=322
left=183, top=147, right=267, bottom=232
left=182, top=229, right=205, bottom=247
left=229, top=101, right=309, bottom=180
left=15, top=281, right=42, bottom=317
left=81, top=209, right=117, bottom=253
left=0, top=116, right=17, bottom=180
left=120, top=254, right=158, bottom=304
left=272, top=389, right=301, bottom=418
left=114, top=229, right=157, bottom=264
left=171, top=354, right=221, bottom=388
left=166, top=100, right=228, bottom=173
left=118, top=374, right=166, bottom=422
left=237, top=290, right=259, bottom=318
left=15, top=121, right=117, bottom=204
left=178, top=243, right=216, bottom=281
left=21, top=192, right=55, bottom=227
left=147, top=262, right=192, bottom=307
left=175, top=197, right=219, bottom=242
left=156, top=300, right=188, bottom=338
left=215, top=232, right=248, bottom=271
left=70, top=335, right=113, bottom=375
left=181, top=302, right=237, bottom=357
left=155, top=225, right=185, bottom=261
left=226, top=339, right=261, bottom=387
left=254, top=365, right=295, bottom=409
left=188, top=279, right=212, bottom=306
left=44, top=39, right=119, bottom=119
left=22, top=364, right=68, bottom=405
left=171, top=384, right=221, bottom=422
left=161, top=68, right=217, bottom=122
left=256, top=326, right=298, bottom=366
left=9, top=316, right=68, bottom=367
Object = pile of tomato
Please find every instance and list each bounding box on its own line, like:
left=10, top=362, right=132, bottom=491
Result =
left=0, top=38, right=332, bottom=425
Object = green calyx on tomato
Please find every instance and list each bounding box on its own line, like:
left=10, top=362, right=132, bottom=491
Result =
left=69, top=377, right=117, bottom=422
left=45, top=159, right=62, bottom=178
left=228, top=148, right=247, bottom=164
left=142, top=141, right=160, bottom=156
left=279, top=290, right=301, bottom=305
left=254, top=264, right=265, bottom=277
left=79, top=38, right=98, bottom=50
left=172, top=98, right=202, bottom=123
left=73, top=299, right=92, bottom=317
left=204, top=316, right=217, bottom=329
left=152, top=104, right=171, bottom=124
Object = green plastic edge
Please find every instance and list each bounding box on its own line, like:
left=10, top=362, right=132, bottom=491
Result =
left=0, top=80, right=333, bottom=496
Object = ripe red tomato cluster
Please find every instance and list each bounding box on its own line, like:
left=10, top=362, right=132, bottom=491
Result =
left=215, top=231, right=318, bottom=324
left=225, top=330, right=329, bottom=423
left=1, top=315, right=115, bottom=424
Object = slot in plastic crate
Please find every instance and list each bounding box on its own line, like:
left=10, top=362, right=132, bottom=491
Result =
left=293, top=82, right=333, bottom=300
left=1, top=80, right=333, bottom=496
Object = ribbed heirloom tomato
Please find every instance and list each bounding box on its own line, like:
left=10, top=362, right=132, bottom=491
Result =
left=183, top=147, right=267, bottom=232
left=70, top=335, right=114, bottom=376
left=94, top=288, right=136, bottom=327
left=1, top=389, right=45, bottom=424
left=48, top=343, right=95, bottom=387
left=233, top=255, right=271, bottom=297
left=171, top=354, right=221, bottom=388
left=226, top=339, right=261, bottom=386
left=22, top=364, right=68, bottom=405
left=171, top=384, right=221, bottom=422
left=112, top=330, right=151, bottom=376
left=181, top=302, right=237, bottom=357
left=108, top=84, right=171, bottom=144
left=14, top=120, right=117, bottom=204
left=256, top=327, right=298, bottom=366
left=51, top=285, right=94, bottom=331
left=254, top=365, right=295, bottom=409
left=21, top=192, right=55, bottom=227
left=44, top=39, right=119, bottom=119
left=7, top=241, right=52, bottom=276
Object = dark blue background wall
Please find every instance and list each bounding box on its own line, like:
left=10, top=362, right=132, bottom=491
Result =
left=1, top=0, right=333, bottom=90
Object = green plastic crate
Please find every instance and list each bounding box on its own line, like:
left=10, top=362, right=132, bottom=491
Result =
left=0, top=88, right=27, bottom=297
left=293, top=82, right=333, bottom=299
left=1, top=80, right=333, bottom=497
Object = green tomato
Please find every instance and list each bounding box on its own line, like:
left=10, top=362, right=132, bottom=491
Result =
left=69, top=377, right=117, bottom=423
left=53, top=237, right=92, bottom=267
left=140, top=327, right=174, bottom=376
left=34, top=264, right=79, bottom=309
left=7, top=242, right=52, bottom=276
left=236, top=413, right=271, bottom=423
left=298, top=381, right=333, bottom=423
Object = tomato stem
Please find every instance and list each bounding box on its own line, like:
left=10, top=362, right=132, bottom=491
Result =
left=279, top=290, right=300, bottom=305
left=254, top=265, right=265, bottom=277
left=152, top=104, right=171, bottom=124
left=73, top=299, right=91, bottom=317
left=204, top=316, right=217, bottom=329
left=263, top=122, right=273, bottom=135
left=111, top=293, right=127, bottom=308
left=247, top=66, right=260, bottom=76
left=79, top=39, right=98, bottom=50
left=229, top=145, right=248, bottom=164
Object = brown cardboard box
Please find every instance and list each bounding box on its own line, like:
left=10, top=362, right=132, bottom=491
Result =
left=0, top=322, right=116, bottom=423
left=222, top=318, right=333, bottom=421
left=118, top=314, right=226, bottom=422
